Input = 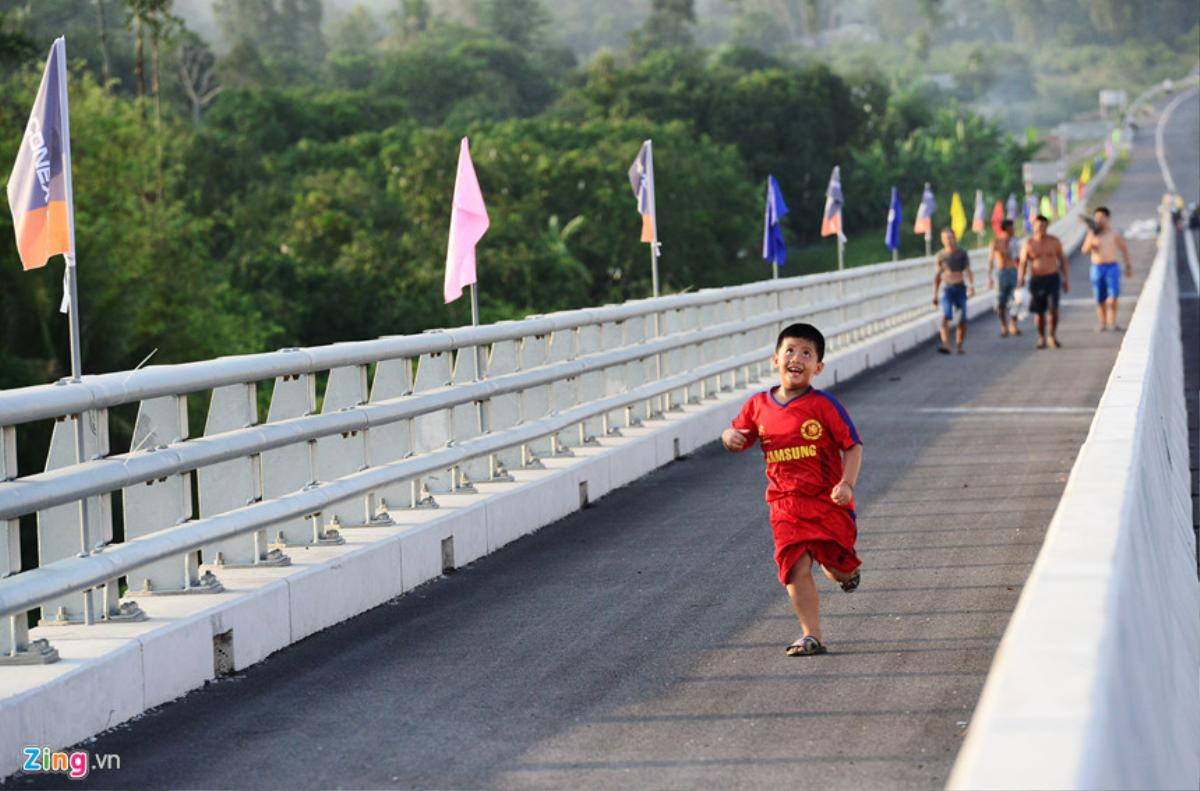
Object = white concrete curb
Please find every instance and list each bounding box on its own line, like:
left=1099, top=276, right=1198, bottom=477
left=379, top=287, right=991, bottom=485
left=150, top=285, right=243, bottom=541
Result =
left=947, top=220, right=1200, bottom=789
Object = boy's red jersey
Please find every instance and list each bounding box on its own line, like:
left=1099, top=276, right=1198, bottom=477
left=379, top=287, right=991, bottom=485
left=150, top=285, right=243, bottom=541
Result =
left=730, top=386, right=862, bottom=503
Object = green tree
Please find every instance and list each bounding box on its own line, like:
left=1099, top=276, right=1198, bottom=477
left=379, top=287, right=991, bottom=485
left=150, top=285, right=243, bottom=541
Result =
left=0, top=10, right=36, bottom=68
left=479, top=0, right=550, bottom=49
left=213, top=0, right=325, bottom=83
left=630, top=0, right=697, bottom=57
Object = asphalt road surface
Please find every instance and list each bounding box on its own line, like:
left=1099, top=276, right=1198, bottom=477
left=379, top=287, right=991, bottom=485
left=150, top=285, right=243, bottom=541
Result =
left=9, top=94, right=1193, bottom=790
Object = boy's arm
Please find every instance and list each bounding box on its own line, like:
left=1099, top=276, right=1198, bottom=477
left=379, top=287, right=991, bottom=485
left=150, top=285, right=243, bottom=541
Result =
left=966, top=258, right=975, bottom=296
left=831, top=444, right=863, bottom=507
left=721, top=427, right=753, bottom=452
left=932, top=260, right=942, bottom=306
left=1018, top=241, right=1029, bottom=286
left=723, top=399, right=757, bottom=453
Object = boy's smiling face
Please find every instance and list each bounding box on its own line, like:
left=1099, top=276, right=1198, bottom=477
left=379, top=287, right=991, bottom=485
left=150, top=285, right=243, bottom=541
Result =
left=772, top=336, right=823, bottom=394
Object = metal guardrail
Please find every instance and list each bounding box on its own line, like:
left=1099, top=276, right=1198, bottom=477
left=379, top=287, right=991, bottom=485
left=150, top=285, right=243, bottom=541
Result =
left=0, top=248, right=981, bottom=662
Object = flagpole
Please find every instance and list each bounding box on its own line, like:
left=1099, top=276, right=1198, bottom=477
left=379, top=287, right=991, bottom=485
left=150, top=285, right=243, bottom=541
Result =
left=469, top=281, right=484, bottom=380
left=892, top=248, right=899, bottom=262
left=56, top=38, right=82, bottom=385
left=55, top=37, right=95, bottom=621
left=924, top=231, right=931, bottom=257
left=836, top=235, right=844, bottom=271
left=650, top=247, right=659, bottom=298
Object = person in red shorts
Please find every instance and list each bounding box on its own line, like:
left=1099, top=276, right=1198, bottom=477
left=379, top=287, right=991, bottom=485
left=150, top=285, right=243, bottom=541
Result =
left=721, top=322, right=863, bottom=657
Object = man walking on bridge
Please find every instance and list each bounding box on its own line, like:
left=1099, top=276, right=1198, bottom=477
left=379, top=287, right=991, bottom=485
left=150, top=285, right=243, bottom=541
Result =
left=1081, top=206, right=1132, bottom=331
left=1019, top=214, right=1069, bottom=349
left=933, top=228, right=975, bottom=354
left=988, top=219, right=1022, bottom=337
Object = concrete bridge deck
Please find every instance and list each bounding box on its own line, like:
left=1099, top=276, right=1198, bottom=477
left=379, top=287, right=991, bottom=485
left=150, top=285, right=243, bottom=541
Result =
left=8, top=91, right=1196, bottom=790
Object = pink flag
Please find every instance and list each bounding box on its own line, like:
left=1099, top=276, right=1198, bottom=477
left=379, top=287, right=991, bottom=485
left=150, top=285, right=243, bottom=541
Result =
left=443, top=137, right=489, bottom=304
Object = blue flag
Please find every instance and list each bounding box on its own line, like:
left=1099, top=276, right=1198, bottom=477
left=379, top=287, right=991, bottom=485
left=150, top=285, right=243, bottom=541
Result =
left=762, top=174, right=788, bottom=266
left=885, top=186, right=902, bottom=252
left=1005, top=193, right=1018, bottom=220
left=1023, top=194, right=1036, bottom=233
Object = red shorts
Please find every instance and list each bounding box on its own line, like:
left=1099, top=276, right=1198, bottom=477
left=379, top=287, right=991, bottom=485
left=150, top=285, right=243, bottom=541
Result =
left=770, top=494, right=861, bottom=585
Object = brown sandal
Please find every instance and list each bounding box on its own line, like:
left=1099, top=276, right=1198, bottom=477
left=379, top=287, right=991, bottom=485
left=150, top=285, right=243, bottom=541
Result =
left=786, top=636, right=827, bottom=657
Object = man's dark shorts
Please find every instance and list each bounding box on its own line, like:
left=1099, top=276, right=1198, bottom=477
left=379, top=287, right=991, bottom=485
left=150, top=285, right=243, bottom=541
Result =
left=1029, top=273, right=1061, bottom=314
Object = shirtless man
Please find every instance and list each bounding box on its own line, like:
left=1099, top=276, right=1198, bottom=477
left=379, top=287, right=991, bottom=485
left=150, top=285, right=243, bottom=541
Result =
left=933, top=228, right=975, bottom=354
left=1080, top=206, right=1132, bottom=331
left=1018, top=214, right=1069, bottom=349
left=987, top=219, right=1021, bottom=337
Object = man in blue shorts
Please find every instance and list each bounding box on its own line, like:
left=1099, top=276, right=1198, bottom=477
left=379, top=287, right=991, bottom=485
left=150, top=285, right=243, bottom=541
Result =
left=1081, top=206, right=1132, bottom=331
left=987, top=219, right=1021, bottom=337
left=933, top=228, right=975, bottom=354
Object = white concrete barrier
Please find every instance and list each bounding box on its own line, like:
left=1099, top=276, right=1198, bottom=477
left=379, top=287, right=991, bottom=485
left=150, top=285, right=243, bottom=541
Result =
left=947, top=215, right=1200, bottom=790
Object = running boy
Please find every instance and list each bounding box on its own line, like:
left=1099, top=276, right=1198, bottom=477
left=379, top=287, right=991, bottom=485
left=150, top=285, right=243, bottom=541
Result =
left=721, top=323, right=863, bottom=657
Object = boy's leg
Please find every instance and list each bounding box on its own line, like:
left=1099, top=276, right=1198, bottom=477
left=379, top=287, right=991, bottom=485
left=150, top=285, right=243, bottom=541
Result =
left=1106, top=298, right=1120, bottom=329
left=955, top=319, right=966, bottom=350
left=818, top=563, right=854, bottom=584
left=785, top=553, right=821, bottom=641
left=938, top=317, right=951, bottom=350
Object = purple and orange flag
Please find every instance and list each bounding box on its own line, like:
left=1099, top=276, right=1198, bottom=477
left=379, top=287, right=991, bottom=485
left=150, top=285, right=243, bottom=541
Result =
left=628, top=140, right=659, bottom=256
left=913, top=183, right=935, bottom=234
left=7, top=37, right=73, bottom=273
left=972, top=190, right=986, bottom=233
left=820, top=166, right=845, bottom=241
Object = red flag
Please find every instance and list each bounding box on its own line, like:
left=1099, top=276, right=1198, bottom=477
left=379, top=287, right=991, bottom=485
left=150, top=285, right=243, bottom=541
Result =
left=990, top=200, right=1004, bottom=235
left=6, top=38, right=74, bottom=272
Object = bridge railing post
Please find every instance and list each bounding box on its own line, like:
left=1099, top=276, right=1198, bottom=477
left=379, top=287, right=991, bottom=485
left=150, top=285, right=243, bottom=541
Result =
left=199, top=383, right=285, bottom=568
left=123, top=395, right=219, bottom=595
left=364, top=356, right=414, bottom=518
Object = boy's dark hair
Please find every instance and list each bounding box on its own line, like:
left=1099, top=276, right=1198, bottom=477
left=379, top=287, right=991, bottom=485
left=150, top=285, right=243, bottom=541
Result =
left=1095, top=206, right=1111, bottom=217
left=940, top=226, right=954, bottom=236
left=1001, top=219, right=1014, bottom=232
left=1035, top=214, right=1049, bottom=223
left=776, top=323, right=825, bottom=360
